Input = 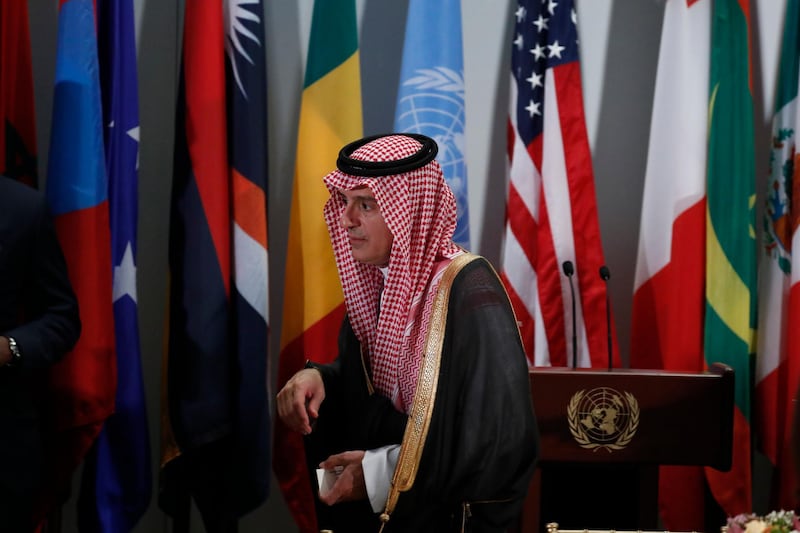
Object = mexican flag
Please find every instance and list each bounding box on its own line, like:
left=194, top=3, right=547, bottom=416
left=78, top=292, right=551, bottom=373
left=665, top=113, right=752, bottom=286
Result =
left=755, top=0, right=800, bottom=511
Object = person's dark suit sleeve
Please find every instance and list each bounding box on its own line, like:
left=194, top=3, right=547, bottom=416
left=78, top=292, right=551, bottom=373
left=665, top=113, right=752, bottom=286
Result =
left=308, top=318, right=407, bottom=450
left=3, top=195, right=80, bottom=370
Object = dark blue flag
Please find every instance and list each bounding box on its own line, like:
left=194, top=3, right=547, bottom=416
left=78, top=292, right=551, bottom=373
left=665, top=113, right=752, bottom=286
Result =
left=227, top=0, right=272, bottom=514
left=160, top=0, right=269, bottom=525
left=77, top=0, right=152, bottom=530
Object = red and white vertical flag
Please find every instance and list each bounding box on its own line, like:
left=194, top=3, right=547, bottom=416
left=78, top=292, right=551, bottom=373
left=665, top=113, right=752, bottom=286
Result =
left=630, top=0, right=711, bottom=529
left=501, top=0, right=618, bottom=368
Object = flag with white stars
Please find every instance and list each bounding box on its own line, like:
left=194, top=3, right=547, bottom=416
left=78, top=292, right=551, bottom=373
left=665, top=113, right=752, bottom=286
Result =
left=500, top=0, right=617, bottom=368
left=76, top=0, right=152, bottom=531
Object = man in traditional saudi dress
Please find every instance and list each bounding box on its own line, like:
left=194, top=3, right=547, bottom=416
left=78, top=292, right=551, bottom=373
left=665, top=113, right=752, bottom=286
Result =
left=277, top=133, right=539, bottom=532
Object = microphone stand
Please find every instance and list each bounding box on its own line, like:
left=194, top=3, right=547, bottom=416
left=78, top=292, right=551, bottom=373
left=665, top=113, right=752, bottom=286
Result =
left=562, top=261, right=577, bottom=369
left=599, top=265, right=612, bottom=371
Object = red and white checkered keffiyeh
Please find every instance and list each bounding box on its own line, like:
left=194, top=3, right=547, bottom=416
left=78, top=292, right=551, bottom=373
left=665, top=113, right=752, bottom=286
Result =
left=323, top=134, right=463, bottom=413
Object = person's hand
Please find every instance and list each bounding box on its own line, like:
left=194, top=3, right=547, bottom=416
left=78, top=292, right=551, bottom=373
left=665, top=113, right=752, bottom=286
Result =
left=318, top=450, right=367, bottom=505
left=276, top=368, right=325, bottom=434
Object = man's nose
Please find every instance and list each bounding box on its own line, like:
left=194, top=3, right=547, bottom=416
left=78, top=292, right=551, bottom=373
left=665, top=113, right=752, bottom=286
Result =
left=340, top=204, right=356, bottom=228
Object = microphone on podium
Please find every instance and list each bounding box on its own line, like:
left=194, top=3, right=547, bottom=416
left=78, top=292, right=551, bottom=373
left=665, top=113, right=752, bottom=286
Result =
left=599, top=265, right=612, bottom=371
left=562, top=260, right=577, bottom=369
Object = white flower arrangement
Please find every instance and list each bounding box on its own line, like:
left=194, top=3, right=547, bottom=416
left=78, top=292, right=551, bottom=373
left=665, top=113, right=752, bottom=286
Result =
left=726, top=510, right=800, bottom=533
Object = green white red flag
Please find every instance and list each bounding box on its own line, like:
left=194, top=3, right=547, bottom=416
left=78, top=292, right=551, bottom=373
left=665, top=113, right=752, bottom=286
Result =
left=755, top=0, right=800, bottom=511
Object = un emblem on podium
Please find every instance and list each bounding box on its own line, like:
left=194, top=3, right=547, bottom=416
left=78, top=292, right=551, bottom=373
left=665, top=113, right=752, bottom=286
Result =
left=567, top=387, right=640, bottom=452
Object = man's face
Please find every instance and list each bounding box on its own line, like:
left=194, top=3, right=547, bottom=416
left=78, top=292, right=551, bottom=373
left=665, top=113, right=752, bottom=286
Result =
left=337, top=186, right=393, bottom=267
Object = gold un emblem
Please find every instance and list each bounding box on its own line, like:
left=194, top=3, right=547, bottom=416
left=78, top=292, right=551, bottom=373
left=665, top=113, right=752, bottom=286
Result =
left=567, top=387, right=640, bottom=452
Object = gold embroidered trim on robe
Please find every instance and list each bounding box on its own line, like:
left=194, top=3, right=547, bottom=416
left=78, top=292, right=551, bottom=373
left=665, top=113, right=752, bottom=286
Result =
left=379, top=252, right=479, bottom=528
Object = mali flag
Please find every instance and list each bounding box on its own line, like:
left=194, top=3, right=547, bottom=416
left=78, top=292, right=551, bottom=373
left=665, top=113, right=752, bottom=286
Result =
left=273, top=1, right=362, bottom=531
left=0, top=1, right=37, bottom=186
left=161, top=0, right=270, bottom=528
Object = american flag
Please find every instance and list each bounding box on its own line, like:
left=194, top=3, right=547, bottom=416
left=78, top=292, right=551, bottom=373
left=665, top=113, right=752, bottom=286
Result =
left=501, top=0, right=616, bottom=368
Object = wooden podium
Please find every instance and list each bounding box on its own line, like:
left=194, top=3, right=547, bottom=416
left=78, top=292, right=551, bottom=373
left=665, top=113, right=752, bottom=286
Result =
left=515, top=363, right=734, bottom=532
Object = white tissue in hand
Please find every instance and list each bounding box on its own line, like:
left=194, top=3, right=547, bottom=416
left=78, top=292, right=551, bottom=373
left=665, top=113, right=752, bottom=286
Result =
left=316, top=466, right=341, bottom=495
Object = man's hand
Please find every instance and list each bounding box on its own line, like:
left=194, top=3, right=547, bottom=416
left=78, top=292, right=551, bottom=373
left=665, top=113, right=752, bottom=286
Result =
left=318, top=450, right=367, bottom=505
left=276, top=368, right=325, bottom=435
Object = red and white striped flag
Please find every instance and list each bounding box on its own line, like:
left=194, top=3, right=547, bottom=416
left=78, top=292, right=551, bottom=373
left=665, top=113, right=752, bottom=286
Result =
left=501, top=0, right=617, bottom=368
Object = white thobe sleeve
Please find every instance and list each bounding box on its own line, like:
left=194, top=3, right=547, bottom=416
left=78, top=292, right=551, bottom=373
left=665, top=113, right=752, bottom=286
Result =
left=362, top=444, right=401, bottom=513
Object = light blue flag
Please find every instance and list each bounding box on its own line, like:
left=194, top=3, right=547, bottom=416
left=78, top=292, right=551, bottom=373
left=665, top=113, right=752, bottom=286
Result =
left=393, top=0, right=470, bottom=248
